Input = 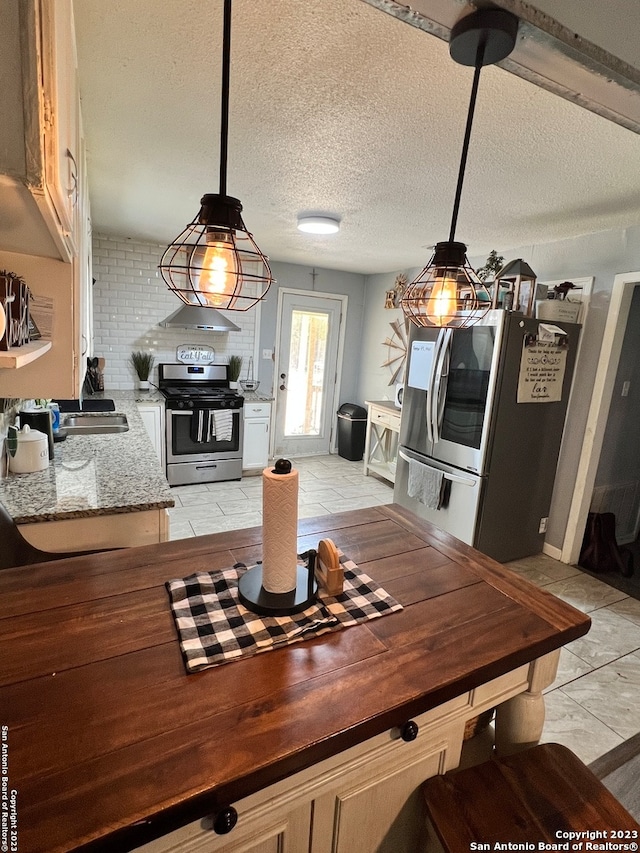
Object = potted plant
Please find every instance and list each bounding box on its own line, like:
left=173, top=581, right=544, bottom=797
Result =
left=476, top=249, right=505, bottom=307
left=227, top=355, right=243, bottom=389
left=130, top=350, right=155, bottom=391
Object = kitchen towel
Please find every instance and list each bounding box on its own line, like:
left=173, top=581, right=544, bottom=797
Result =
left=166, top=552, right=402, bottom=672
left=212, top=409, right=233, bottom=442
left=261, top=463, right=299, bottom=593
left=407, top=458, right=445, bottom=510
left=189, top=409, right=234, bottom=443
left=190, top=409, right=207, bottom=443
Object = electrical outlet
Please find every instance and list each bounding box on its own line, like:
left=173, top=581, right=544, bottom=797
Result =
left=262, top=349, right=272, bottom=360
left=622, top=380, right=631, bottom=397
left=539, top=517, right=548, bottom=533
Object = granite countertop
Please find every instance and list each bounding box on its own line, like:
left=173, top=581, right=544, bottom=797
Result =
left=132, top=388, right=165, bottom=404
left=0, top=391, right=174, bottom=524
left=241, top=391, right=274, bottom=402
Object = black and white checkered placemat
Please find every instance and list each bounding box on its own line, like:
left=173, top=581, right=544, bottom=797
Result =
left=166, top=553, right=402, bottom=672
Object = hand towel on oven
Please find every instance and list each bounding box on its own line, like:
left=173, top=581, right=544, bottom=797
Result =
left=407, top=457, right=445, bottom=510
left=190, top=409, right=207, bottom=443
left=189, top=408, right=234, bottom=443
left=212, top=409, right=233, bottom=442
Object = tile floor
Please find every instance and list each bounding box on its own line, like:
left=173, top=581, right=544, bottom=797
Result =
left=168, top=454, right=640, bottom=765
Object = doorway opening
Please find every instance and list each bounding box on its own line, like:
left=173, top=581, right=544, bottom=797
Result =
left=273, top=289, right=346, bottom=458
left=563, top=273, right=640, bottom=569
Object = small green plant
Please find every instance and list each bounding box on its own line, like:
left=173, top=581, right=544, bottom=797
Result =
left=130, top=350, right=155, bottom=381
left=476, top=250, right=504, bottom=282
left=227, top=355, right=243, bottom=382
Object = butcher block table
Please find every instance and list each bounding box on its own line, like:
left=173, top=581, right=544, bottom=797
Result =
left=0, top=504, right=591, bottom=853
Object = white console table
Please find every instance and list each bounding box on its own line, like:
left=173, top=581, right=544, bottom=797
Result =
left=363, top=400, right=401, bottom=485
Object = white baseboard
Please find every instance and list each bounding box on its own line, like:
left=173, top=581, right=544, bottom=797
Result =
left=543, top=541, right=564, bottom=562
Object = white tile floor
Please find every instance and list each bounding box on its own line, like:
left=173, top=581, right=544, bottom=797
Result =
left=169, top=454, right=640, bottom=765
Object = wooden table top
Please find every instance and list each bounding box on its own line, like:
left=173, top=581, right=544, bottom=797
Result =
left=0, top=504, right=591, bottom=853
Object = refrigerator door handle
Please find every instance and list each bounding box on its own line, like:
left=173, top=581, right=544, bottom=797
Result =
left=424, top=330, right=444, bottom=446
left=431, top=328, right=452, bottom=444
left=399, top=448, right=477, bottom=486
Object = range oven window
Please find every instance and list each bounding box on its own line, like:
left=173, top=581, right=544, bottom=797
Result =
left=170, top=409, right=241, bottom=456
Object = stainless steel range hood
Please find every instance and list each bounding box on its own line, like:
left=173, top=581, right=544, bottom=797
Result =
left=159, top=304, right=241, bottom=332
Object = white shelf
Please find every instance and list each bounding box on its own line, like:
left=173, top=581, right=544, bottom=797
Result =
left=0, top=341, right=52, bottom=368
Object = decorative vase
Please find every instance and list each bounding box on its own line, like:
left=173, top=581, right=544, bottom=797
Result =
left=229, top=380, right=239, bottom=390
left=138, top=379, right=150, bottom=391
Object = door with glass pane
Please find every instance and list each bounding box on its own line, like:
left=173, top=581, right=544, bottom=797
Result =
left=273, top=291, right=344, bottom=457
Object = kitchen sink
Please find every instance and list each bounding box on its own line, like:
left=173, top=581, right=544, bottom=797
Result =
left=60, top=414, right=129, bottom=435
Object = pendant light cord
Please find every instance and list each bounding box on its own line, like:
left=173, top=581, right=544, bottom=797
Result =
left=448, top=36, right=486, bottom=244
left=219, top=0, right=232, bottom=197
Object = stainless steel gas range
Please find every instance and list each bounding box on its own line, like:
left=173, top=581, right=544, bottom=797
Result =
left=159, top=363, right=244, bottom=486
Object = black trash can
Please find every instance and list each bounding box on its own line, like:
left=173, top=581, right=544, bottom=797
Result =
left=337, top=403, right=367, bottom=461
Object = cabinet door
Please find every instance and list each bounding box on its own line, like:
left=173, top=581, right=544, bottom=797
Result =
left=74, top=133, right=92, bottom=388
left=138, top=405, right=165, bottom=467
left=311, top=740, right=455, bottom=853
left=243, top=418, right=270, bottom=470
left=39, top=0, right=79, bottom=255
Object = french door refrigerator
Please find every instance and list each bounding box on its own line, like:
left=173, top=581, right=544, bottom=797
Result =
left=393, top=309, right=581, bottom=562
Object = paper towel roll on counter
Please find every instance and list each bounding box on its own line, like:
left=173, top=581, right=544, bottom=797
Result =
left=261, top=459, right=299, bottom=594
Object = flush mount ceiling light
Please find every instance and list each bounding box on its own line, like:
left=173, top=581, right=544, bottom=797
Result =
left=159, top=0, right=274, bottom=312
left=297, top=215, right=341, bottom=235
left=401, top=9, right=518, bottom=330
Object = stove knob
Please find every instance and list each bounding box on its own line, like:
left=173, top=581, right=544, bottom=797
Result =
left=188, top=400, right=194, bottom=408
left=177, top=400, right=184, bottom=409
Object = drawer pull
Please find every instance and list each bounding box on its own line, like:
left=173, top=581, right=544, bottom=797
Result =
left=213, top=806, right=238, bottom=834
left=400, top=720, right=419, bottom=742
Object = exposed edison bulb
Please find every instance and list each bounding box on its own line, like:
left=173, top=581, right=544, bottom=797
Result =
left=426, top=273, right=458, bottom=327
left=199, top=231, right=237, bottom=307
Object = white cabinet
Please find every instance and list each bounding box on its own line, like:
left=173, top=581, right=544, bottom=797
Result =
left=363, top=401, right=401, bottom=485
left=138, top=402, right=166, bottom=468
left=243, top=401, right=271, bottom=471
left=38, top=0, right=80, bottom=259
left=0, top=0, right=91, bottom=397
left=0, top=0, right=81, bottom=260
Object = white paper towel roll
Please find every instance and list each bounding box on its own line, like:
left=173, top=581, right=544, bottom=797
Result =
left=261, top=462, right=299, bottom=594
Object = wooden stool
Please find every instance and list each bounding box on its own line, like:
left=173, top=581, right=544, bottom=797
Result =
left=422, top=743, right=640, bottom=851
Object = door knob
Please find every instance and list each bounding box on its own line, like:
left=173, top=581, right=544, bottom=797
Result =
left=213, top=806, right=238, bottom=834
left=400, top=720, right=419, bottom=742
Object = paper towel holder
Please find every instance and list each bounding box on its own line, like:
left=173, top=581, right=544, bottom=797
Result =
left=237, top=557, right=318, bottom=616
left=238, top=458, right=318, bottom=616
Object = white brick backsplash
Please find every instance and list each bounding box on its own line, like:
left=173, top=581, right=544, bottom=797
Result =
left=92, top=234, right=257, bottom=390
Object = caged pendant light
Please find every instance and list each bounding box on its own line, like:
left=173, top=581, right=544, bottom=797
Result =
left=159, top=0, right=274, bottom=312
left=401, top=9, right=518, bottom=330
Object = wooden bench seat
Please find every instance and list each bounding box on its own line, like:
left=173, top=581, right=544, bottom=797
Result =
left=422, top=743, right=640, bottom=851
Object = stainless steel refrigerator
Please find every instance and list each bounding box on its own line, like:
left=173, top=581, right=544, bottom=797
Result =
left=393, top=309, right=581, bottom=562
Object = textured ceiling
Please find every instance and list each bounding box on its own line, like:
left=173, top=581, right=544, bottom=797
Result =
left=72, top=0, right=640, bottom=274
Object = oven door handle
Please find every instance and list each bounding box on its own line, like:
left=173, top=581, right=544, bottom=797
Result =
left=170, top=410, right=195, bottom=416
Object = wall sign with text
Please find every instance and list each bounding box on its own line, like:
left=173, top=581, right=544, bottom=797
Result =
left=517, top=331, right=568, bottom=403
